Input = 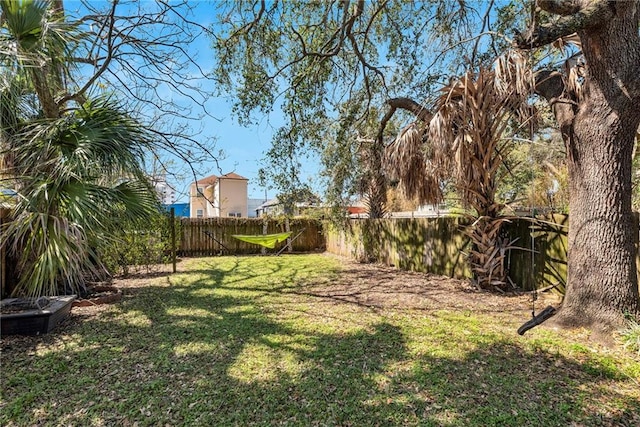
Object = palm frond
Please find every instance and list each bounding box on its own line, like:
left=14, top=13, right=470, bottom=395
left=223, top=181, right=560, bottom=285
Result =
left=385, top=56, right=539, bottom=290
left=0, top=0, right=78, bottom=71
left=5, top=210, right=90, bottom=298
left=385, top=123, right=442, bottom=204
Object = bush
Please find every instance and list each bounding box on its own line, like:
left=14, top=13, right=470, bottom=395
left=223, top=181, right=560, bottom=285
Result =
left=98, top=211, right=174, bottom=277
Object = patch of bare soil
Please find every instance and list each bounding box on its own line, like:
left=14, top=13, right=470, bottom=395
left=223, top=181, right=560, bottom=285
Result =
left=306, top=254, right=561, bottom=320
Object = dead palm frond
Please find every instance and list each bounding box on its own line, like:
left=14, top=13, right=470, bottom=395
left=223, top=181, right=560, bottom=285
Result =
left=551, top=32, right=582, bottom=52
left=428, top=66, right=533, bottom=217
left=385, top=123, right=442, bottom=204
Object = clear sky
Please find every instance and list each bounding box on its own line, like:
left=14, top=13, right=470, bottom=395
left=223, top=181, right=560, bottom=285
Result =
left=162, top=2, right=291, bottom=203
left=157, top=2, right=322, bottom=203
left=185, top=95, right=286, bottom=203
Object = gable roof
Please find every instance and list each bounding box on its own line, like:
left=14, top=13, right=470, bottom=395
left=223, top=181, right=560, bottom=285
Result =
left=257, top=197, right=280, bottom=209
left=194, top=172, right=248, bottom=186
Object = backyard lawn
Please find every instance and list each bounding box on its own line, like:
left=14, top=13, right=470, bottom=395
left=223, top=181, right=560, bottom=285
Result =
left=1, top=253, right=638, bottom=426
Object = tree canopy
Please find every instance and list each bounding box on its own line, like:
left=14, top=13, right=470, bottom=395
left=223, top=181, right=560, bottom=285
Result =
left=212, top=0, right=526, bottom=202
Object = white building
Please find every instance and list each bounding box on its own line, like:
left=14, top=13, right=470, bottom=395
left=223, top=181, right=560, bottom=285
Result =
left=151, top=175, right=176, bottom=205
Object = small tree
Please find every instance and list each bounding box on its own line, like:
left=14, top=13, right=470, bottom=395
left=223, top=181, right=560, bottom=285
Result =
left=98, top=211, right=172, bottom=278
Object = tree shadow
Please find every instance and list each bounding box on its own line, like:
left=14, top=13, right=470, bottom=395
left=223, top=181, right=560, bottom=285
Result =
left=1, top=256, right=638, bottom=426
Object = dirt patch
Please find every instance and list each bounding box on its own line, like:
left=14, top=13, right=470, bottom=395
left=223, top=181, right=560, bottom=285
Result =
left=302, top=254, right=561, bottom=319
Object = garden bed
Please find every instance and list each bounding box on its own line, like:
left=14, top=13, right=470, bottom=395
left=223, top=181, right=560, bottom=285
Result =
left=0, top=295, right=76, bottom=335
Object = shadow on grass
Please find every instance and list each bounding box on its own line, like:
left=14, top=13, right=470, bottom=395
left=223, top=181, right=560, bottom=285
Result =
left=1, top=256, right=638, bottom=426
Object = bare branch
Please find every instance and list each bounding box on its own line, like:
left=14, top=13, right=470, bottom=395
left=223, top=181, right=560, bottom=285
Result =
left=471, top=0, right=495, bottom=66
left=58, top=1, right=118, bottom=106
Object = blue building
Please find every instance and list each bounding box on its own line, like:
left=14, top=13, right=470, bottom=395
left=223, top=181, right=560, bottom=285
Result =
left=163, top=202, right=189, bottom=218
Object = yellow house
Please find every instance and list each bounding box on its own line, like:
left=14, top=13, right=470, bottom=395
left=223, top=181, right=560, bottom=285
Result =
left=189, top=172, right=248, bottom=218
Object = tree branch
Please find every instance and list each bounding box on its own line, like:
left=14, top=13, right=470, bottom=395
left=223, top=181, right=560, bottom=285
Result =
left=515, top=0, right=614, bottom=49
left=387, top=98, right=433, bottom=123
left=537, top=0, right=582, bottom=16
left=376, top=104, right=397, bottom=146
left=375, top=97, right=432, bottom=147
left=57, top=1, right=118, bottom=107
left=533, top=69, right=576, bottom=147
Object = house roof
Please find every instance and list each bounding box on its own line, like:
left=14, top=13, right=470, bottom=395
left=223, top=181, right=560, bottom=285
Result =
left=194, top=172, right=248, bottom=186
left=257, top=197, right=281, bottom=209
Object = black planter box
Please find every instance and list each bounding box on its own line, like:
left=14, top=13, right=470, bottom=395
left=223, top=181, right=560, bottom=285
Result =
left=1, top=295, right=76, bottom=336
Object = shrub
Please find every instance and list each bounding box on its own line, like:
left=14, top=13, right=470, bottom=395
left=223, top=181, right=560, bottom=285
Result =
left=98, top=211, right=173, bottom=277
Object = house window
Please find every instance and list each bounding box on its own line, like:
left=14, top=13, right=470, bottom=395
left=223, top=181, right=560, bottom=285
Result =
left=196, top=187, right=205, bottom=197
left=228, top=212, right=242, bottom=218
left=196, top=209, right=204, bottom=218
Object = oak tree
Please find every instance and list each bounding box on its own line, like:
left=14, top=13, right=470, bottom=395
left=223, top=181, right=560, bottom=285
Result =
left=515, top=0, right=640, bottom=332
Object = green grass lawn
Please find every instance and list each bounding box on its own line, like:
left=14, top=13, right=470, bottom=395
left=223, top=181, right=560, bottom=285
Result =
left=1, top=254, right=639, bottom=426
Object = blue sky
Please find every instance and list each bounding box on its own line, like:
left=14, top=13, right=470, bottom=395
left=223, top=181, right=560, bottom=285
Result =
left=159, top=2, right=302, bottom=203
left=160, top=1, right=325, bottom=203
left=188, top=96, right=286, bottom=203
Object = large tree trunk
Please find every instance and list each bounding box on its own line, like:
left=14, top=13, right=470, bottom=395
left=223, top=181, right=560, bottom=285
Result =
left=521, top=1, right=640, bottom=334
left=552, top=4, right=640, bottom=332
left=562, top=102, right=640, bottom=331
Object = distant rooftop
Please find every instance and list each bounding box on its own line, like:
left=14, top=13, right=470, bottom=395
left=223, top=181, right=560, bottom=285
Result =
left=194, top=172, right=248, bottom=186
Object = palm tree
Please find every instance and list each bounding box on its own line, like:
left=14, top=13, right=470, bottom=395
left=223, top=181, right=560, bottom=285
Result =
left=385, top=54, right=533, bottom=290
left=1, top=0, right=159, bottom=298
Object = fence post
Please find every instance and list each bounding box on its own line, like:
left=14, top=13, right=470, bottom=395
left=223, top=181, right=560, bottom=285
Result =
left=262, top=218, right=268, bottom=255
left=285, top=217, right=292, bottom=253
left=170, top=207, right=176, bottom=273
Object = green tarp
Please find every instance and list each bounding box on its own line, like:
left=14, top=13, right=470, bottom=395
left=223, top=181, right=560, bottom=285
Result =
left=231, top=232, right=292, bottom=249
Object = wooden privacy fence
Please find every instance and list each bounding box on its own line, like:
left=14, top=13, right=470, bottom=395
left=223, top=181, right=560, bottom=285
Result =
left=504, top=215, right=569, bottom=293
left=177, top=217, right=325, bottom=256
left=325, top=217, right=471, bottom=279
left=0, top=212, right=634, bottom=293
left=325, top=215, right=577, bottom=291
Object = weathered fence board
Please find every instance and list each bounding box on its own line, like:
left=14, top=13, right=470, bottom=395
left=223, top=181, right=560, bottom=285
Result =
left=503, top=215, right=568, bottom=293
left=0, top=211, right=636, bottom=296
left=177, top=218, right=325, bottom=256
